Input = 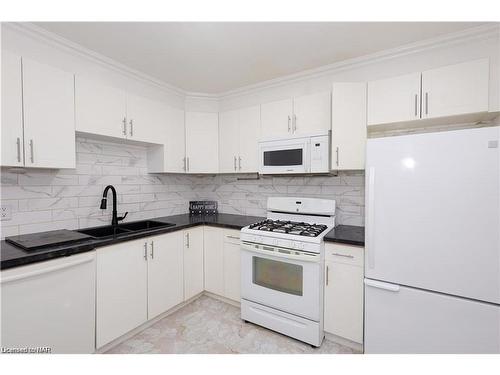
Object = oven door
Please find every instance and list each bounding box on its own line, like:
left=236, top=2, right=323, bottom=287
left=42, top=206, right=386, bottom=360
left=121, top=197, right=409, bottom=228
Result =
left=240, top=241, right=322, bottom=321
left=259, top=137, right=310, bottom=174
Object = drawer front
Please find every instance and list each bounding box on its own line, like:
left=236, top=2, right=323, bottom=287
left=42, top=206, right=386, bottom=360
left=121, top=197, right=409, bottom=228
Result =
left=325, top=243, right=364, bottom=266
left=223, top=229, right=241, bottom=245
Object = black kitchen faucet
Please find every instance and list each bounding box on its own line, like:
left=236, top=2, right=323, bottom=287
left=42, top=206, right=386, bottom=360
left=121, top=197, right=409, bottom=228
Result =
left=100, top=185, right=128, bottom=226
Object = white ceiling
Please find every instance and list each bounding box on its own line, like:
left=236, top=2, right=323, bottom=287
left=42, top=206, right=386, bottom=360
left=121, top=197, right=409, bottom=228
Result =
left=34, top=22, right=488, bottom=94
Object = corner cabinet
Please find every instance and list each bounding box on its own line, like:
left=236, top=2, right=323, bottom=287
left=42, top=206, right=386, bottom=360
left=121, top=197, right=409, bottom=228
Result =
left=331, top=82, right=367, bottom=170
left=219, top=105, right=261, bottom=173
left=1, top=51, right=76, bottom=168
left=183, top=227, right=204, bottom=300
left=185, top=111, right=219, bottom=173
left=324, top=243, right=364, bottom=346
left=261, top=92, right=331, bottom=138
left=367, top=59, right=490, bottom=127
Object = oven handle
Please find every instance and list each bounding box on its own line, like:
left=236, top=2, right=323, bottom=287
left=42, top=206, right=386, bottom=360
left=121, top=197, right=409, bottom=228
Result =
left=241, top=242, right=321, bottom=263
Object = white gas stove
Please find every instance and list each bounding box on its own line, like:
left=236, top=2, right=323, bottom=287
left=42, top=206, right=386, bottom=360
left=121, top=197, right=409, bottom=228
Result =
left=240, top=197, right=336, bottom=347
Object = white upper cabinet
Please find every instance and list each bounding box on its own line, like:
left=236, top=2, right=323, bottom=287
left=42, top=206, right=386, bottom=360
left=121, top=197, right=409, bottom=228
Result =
left=1, top=51, right=24, bottom=167
left=185, top=111, right=219, bottom=173
left=22, top=58, right=76, bottom=169
left=164, top=107, right=186, bottom=173
left=421, top=59, right=489, bottom=119
left=75, top=76, right=127, bottom=139
left=367, top=72, right=421, bottom=126
left=292, top=92, right=331, bottom=135
left=219, top=110, right=240, bottom=173
left=261, top=98, right=293, bottom=138
left=219, top=105, right=261, bottom=173
left=367, top=59, right=491, bottom=127
left=261, top=93, right=331, bottom=138
left=331, top=82, right=367, bottom=170
left=126, top=93, right=168, bottom=144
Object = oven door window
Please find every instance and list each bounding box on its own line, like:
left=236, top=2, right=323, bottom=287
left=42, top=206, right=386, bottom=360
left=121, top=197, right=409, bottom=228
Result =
left=263, top=149, right=303, bottom=166
left=252, top=256, right=303, bottom=296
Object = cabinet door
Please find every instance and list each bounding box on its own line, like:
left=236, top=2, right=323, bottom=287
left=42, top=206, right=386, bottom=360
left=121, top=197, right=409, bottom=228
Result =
left=126, top=93, right=168, bottom=144
left=292, top=92, right=331, bottom=135
left=185, top=111, right=219, bottom=173
left=1, top=51, right=24, bottom=167
left=367, top=72, right=421, bottom=126
left=218, top=110, right=240, bottom=173
left=261, top=98, right=293, bottom=138
left=331, top=82, right=367, bottom=170
left=183, top=227, right=204, bottom=300
left=203, top=227, right=224, bottom=295
left=75, top=76, right=127, bottom=139
left=421, top=59, right=489, bottom=119
left=223, top=231, right=241, bottom=302
left=148, top=232, right=184, bottom=319
left=165, top=107, right=186, bottom=173
left=324, top=260, right=364, bottom=343
left=22, top=58, right=76, bottom=168
left=96, top=239, right=148, bottom=348
left=238, top=105, right=261, bottom=173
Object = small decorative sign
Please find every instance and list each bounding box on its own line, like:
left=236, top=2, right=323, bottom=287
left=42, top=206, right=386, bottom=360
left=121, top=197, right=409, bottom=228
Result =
left=189, top=201, right=218, bottom=215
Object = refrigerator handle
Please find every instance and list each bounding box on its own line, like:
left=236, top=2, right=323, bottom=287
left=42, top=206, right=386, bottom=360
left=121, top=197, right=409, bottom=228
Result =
left=366, top=167, right=376, bottom=269
left=364, top=279, right=400, bottom=292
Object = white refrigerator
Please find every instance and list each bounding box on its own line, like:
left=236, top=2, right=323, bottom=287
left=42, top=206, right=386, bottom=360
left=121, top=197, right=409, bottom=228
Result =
left=364, top=126, right=500, bottom=354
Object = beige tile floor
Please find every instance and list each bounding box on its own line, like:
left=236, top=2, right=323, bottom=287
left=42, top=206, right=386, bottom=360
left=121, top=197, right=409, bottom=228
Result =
left=106, top=295, right=360, bottom=354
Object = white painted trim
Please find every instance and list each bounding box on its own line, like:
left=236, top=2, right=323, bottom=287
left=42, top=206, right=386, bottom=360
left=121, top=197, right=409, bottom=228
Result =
left=3, top=22, right=187, bottom=98
left=3, top=22, right=499, bottom=103
left=218, top=24, right=500, bottom=99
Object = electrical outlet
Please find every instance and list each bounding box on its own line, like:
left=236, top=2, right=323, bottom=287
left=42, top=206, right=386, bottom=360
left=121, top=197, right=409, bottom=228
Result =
left=1, top=205, right=12, bottom=221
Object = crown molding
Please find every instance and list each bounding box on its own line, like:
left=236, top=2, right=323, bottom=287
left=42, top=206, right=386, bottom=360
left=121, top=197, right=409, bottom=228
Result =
left=3, top=22, right=188, bottom=98
left=217, top=23, right=500, bottom=99
left=3, top=22, right=499, bottom=103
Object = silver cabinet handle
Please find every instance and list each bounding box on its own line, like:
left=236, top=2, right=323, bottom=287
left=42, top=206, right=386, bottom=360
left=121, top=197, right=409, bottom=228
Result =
left=187, top=157, right=190, bottom=172
left=186, top=232, right=190, bottom=248
left=183, top=157, right=186, bottom=171
left=150, top=241, right=154, bottom=259
left=129, top=119, right=134, bottom=136
left=287, top=115, right=291, bottom=132
left=425, top=92, right=428, bottom=115
left=293, top=114, right=297, bottom=132
left=336, top=146, right=339, bottom=167
left=331, top=252, right=354, bottom=259
left=414, top=94, right=418, bottom=117
left=122, top=117, right=127, bottom=136
left=143, top=242, right=148, bottom=261
left=234, top=156, right=237, bottom=171
left=29, top=139, right=34, bottom=163
left=238, top=156, right=242, bottom=170
left=16, top=137, right=21, bottom=163
left=326, top=265, right=329, bottom=286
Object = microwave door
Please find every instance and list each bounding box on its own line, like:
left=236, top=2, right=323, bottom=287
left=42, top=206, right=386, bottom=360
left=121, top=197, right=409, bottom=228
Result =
left=260, top=141, right=309, bottom=174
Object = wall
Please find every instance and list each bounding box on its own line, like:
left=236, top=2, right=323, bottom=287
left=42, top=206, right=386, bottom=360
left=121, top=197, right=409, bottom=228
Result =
left=0, top=136, right=364, bottom=238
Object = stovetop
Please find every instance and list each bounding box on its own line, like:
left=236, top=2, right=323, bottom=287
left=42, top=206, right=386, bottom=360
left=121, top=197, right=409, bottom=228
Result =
left=248, top=219, right=328, bottom=238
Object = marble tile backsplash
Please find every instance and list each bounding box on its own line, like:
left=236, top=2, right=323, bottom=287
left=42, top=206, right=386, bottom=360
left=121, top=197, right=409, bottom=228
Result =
left=0, top=137, right=365, bottom=238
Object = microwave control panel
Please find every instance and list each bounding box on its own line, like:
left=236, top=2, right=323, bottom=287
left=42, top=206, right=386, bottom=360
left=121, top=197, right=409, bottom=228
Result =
left=310, top=135, right=330, bottom=173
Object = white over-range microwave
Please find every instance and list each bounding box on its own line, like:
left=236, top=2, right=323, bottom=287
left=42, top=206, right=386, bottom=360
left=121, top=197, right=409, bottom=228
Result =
left=258, top=133, right=330, bottom=175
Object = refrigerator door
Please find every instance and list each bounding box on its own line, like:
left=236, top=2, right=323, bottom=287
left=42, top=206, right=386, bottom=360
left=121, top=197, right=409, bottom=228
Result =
left=364, top=279, right=500, bottom=353
left=365, top=126, right=500, bottom=303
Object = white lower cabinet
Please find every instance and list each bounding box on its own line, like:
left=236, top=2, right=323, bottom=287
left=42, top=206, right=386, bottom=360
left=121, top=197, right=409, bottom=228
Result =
left=223, top=230, right=241, bottom=302
left=183, top=227, right=205, bottom=300
left=96, top=239, right=148, bottom=348
left=147, top=232, right=184, bottom=319
left=323, top=243, right=364, bottom=344
left=204, top=226, right=225, bottom=295
left=203, top=227, right=241, bottom=302
left=1, top=252, right=96, bottom=354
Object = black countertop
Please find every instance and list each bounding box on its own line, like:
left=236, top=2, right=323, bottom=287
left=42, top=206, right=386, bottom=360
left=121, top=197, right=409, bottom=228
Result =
left=1, top=213, right=364, bottom=270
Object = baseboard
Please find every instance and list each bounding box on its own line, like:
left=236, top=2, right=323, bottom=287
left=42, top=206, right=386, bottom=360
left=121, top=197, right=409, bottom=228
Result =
left=95, top=292, right=204, bottom=353
left=324, top=332, right=364, bottom=352
left=203, top=291, right=241, bottom=307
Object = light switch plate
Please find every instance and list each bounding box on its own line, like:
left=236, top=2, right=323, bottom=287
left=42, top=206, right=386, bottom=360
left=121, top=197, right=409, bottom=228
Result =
left=1, top=205, right=12, bottom=221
